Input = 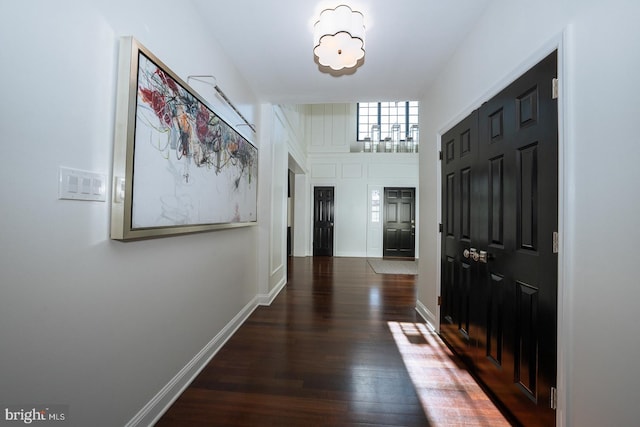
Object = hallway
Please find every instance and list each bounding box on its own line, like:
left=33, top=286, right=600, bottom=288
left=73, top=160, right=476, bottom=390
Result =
left=157, top=257, right=509, bottom=426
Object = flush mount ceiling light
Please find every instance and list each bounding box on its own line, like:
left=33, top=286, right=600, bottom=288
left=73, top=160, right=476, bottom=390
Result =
left=313, top=5, right=365, bottom=71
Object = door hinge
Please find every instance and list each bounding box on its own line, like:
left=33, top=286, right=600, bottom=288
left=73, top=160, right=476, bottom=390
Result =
left=550, top=386, right=558, bottom=410
left=437, top=296, right=442, bottom=306
left=438, top=150, right=443, bottom=160
left=552, top=78, right=559, bottom=100
left=552, top=231, right=559, bottom=254
left=438, top=223, right=443, bottom=233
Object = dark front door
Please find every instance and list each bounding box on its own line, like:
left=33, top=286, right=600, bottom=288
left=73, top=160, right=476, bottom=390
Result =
left=383, top=188, right=416, bottom=258
left=313, top=186, right=334, bottom=256
left=440, top=52, right=558, bottom=426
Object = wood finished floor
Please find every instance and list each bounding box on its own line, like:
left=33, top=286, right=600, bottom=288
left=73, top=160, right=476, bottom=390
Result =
left=156, top=257, right=510, bottom=426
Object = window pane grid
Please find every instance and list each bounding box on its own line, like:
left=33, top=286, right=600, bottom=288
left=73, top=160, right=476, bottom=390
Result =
left=357, top=101, right=419, bottom=141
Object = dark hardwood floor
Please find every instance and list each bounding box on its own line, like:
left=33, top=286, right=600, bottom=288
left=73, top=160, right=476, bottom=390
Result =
left=156, top=257, right=509, bottom=426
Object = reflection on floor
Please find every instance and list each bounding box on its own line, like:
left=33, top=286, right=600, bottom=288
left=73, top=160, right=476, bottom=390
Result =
left=389, top=321, right=510, bottom=426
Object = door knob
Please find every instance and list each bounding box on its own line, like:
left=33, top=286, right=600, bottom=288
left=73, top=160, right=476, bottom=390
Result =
left=464, top=248, right=480, bottom=262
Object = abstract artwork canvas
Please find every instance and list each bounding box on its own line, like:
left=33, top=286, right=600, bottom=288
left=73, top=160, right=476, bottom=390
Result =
left=111, top=37, right=257, bottom=240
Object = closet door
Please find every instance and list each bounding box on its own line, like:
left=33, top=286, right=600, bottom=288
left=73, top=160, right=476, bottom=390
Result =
left=440, top=110, right=479, bottom=366
left=474, top=51, right=558, bottom=427
left=440, top=51, right=558, bottom=426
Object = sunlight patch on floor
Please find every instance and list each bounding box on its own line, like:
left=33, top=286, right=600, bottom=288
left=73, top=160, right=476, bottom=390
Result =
left=388, top=321, right=511, bottom=426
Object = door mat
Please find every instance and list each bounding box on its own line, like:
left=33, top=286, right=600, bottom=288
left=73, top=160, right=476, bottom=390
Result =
left=368, top=259, right=418, bottom=275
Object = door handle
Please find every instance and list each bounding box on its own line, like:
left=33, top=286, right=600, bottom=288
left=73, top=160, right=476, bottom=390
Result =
left=464, top=248, right=492, bottom=263
left=464, top=248, right=480, bottom=262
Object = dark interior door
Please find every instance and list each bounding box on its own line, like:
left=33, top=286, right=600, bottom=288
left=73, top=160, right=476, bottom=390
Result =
left=440, top=52, right=558, bottom=426
left=383, top=188, right=416, bottom=258
left=440, top=111, right=478, bottom=365
left=313, top=187, right=334, bottom=256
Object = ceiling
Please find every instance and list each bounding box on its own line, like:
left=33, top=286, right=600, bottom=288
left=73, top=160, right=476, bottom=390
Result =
left=191, top=0, right=492, bottom=105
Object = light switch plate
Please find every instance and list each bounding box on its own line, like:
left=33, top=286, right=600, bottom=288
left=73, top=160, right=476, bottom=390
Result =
left=59, top=167, right=107, bottom=202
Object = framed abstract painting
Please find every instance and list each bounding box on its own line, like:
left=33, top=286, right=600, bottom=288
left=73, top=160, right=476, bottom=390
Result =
left=111, top=37, right=258, bottom=240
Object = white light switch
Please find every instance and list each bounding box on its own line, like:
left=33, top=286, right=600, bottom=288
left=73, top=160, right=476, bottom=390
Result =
left=59, top=167, right=106, bottom=202
left=67, top=175, right=79, bottom=193
left=81, top=177, right=92, bottom=194
left=92, top=178, right=102, bottom=195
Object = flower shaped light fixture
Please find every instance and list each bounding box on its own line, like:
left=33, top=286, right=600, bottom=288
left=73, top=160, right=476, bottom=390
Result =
left=313, top=5, right=365, bottom=71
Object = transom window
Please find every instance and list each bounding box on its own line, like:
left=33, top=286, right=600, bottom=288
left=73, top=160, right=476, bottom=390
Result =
left=357, top=101, right=419, bottom=141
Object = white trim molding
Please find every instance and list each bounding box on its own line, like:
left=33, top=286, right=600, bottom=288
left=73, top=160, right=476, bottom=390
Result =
left=258, top=276, right=287, bottom=306
left=125, top=297, right=259, bottom=427
left=415, top=299, right=437, bottom=331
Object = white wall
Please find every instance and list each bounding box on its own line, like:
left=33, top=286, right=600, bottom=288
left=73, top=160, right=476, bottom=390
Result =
left=268, top=107, right=292, bottom=294
left=0, top=1, right=268, bottom=426
left=301, top=104, right=420, bottom=258
left=307, top=104, right=354, bottom=153
left=292, top=173, right=311, bottom=257
left=278, top=105, right=310, bottom=258
left=308, top=153, right=419, bottom=257
left=417, top=1, right=640, bottom=426
left=254, top=104, right=305, bottom=300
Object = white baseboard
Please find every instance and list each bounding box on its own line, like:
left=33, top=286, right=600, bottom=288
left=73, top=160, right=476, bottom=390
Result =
left=334, top=251, right=368, bottom=257
left=257, top=276, right=287, bottom=306
left=125, top=297, right=259, bottom=427
left=415, top=299, right=438, bottom=331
